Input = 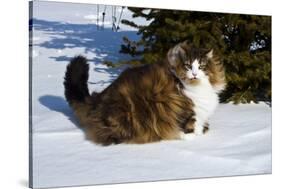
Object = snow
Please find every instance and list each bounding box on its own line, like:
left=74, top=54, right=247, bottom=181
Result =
left=30, top=1, right=272, bottom=188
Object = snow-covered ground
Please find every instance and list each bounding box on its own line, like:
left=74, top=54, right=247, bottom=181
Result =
left=30, top=1, right=272, bottom=188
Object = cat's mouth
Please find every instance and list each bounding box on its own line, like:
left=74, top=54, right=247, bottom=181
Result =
left=187, top=76, right=199, bottom=80
left=182, top=76, right=199, bottom=81
left=181, top=76, right=201, bottom=85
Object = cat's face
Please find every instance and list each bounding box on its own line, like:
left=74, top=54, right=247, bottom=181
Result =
left=167, top=41, right=220, bottom=87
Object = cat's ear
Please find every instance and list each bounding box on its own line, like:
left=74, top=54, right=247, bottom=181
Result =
left=206, top=49, right=213, bottom=59
left=167, top=43, right=186, bottom=66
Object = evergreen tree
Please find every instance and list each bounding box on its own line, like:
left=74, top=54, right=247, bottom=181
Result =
left=117, top=8, right=271, bottom=104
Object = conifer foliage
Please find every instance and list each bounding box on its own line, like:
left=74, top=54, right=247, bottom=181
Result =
left=118, top=8, right=271, bottom=103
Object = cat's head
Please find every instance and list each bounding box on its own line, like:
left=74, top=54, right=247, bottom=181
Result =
left=167, top=41, right=226, bottom=92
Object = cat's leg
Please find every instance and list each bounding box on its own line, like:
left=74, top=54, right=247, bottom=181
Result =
left=181, top=118, right=209, bottom=140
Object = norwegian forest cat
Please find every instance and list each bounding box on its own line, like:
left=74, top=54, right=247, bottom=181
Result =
left=64, top=41, right=226, bottom=145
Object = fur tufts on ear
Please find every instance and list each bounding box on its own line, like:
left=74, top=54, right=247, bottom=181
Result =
left=206, top=49, right=213, bottom=59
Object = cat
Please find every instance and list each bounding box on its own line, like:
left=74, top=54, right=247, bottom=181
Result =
left=64, top=41, right=226, bottom=145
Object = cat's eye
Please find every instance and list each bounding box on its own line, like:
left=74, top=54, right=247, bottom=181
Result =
left=184, top=64, right=191, bottom=69
left=184, top=61, right=191, bottom=68
left=199, top=62, right=207, bottom=69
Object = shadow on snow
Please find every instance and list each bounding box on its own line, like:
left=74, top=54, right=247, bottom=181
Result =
left=38, top=95, right=81, bottom=129
left=32, top=18, right=139, bottom=83
left=31, top=18, right=139, bottom=63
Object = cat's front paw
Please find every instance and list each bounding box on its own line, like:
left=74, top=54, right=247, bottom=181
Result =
left=180, top=132, right=196, bottom=140
left=194, top=125, right=204, bottom=135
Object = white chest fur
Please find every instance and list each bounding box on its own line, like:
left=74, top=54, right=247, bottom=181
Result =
left=182, top=78, right=219, bottom=135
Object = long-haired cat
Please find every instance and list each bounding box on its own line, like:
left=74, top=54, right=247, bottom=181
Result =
left=64, top=41, right=226, bottom=145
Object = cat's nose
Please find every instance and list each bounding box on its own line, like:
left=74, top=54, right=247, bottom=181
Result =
left=192, top=72, right=197, bottom=77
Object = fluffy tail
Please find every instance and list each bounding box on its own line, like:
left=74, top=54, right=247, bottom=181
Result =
left=64, top=55, right=90, bottom=105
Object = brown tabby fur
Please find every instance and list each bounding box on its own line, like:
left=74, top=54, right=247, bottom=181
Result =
left=64, top=41, right=225, bottom=145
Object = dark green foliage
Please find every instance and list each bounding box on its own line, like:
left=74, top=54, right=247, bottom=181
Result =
left=117, top=8, right=271, bottom=104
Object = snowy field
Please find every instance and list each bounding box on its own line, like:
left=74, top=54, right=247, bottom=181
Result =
left=30, top=1, right=272, bottom=188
